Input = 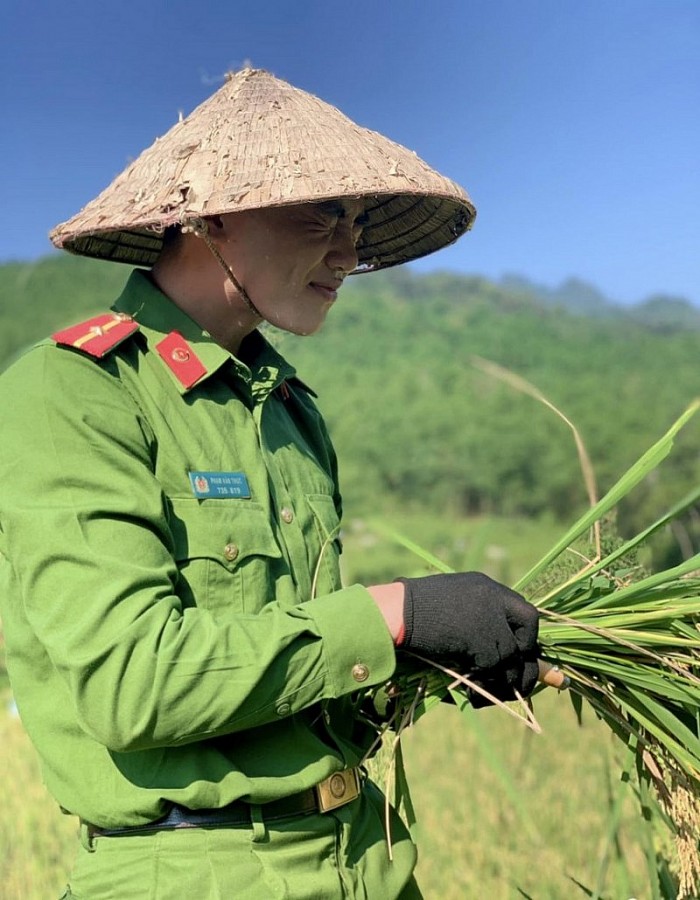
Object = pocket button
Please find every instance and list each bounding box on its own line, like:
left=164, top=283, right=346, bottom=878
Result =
left=351, top=664, right=370, bottom=683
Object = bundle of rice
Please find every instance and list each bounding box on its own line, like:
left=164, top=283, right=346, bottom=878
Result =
left=365, top=397, right=700, bottom=898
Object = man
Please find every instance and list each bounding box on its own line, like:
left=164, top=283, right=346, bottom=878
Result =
left=0, top=69, right=539, bottom=898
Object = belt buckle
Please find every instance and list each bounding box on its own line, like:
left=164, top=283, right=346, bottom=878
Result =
left=315, top=767, right=360, bottom=813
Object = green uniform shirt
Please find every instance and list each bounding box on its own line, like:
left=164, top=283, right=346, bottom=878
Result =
left=0, top=270, right=396, bottom=828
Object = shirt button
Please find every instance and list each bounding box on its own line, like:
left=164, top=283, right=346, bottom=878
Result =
left=223, top=543, right=239, bottom=561
left=351, top=664, right=370, bottom=683
left=276, top=702, right=291, bottom=716
left=280, top=507, right=294, bottom=524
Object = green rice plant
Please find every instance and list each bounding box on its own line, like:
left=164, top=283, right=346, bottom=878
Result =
left=364, top=392, right=700, bottom=898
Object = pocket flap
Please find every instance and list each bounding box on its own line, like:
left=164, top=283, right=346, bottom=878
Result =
left=168, top=498, right=282, bottom=570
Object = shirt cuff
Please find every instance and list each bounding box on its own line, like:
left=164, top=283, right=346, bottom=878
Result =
left=304, top=584, right=397, bottom=696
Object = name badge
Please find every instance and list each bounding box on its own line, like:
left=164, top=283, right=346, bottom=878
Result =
left=188, top=471, right=251, bottom=499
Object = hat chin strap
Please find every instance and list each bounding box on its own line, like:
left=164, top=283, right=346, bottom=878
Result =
left=182, top=217, right=265, bottom=321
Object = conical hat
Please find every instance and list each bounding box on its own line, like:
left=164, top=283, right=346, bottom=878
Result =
left=50, top=68, right=476, bottom=271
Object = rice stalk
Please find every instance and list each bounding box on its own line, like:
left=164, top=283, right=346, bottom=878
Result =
left=367, top=388, right=700, bottom=896
left=472, top=354, right=601, bottom=560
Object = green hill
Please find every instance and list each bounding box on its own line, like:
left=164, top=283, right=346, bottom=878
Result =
left=289, top=268, right=699, bottom=553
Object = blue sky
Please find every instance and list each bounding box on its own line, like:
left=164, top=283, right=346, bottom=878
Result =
left=2, top=1, right=698, bottom=306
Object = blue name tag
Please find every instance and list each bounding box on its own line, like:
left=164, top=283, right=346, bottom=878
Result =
left=188, top=471, right=251, bottom=499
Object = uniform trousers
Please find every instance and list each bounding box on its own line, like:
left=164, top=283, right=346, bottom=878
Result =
left=60, top=782, right=423, bottom=899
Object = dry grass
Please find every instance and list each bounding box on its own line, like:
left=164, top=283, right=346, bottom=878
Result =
left=397, top=691, right=667, bottom=899
left=1, top=691, right=77, bottom=899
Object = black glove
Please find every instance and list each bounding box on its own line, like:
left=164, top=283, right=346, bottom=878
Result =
left=395, top=572, right=540, bottom=704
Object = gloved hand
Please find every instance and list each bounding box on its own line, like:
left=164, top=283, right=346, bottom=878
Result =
left=394, top=572, right=540, bottom=705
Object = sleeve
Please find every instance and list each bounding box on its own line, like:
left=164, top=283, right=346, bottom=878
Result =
left=0, top=346, right=396, bottom=753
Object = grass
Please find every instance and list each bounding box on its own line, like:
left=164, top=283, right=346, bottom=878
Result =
left=401, top=693, right=663, bottom=900
left=340, top=510, right=569, bottom=588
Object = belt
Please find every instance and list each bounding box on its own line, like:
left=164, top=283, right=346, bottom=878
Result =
left=86, top=767, right=362, bottom=839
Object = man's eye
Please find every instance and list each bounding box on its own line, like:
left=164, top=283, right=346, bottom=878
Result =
left=312, top=216, right=338, bottom=231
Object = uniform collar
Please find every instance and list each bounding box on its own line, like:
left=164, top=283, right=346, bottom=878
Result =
left=111, top=270, right=301, bottom=397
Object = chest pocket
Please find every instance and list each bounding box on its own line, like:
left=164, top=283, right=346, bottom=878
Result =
left=306, top=493, right=343, bottom=599
left=168, top=498, right=283, bottom=616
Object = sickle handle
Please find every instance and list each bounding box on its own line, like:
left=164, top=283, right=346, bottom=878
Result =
left=537, top=660, right=570, bottom=690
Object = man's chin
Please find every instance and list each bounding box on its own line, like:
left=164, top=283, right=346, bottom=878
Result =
left=283, top=315, right=329, bottom=338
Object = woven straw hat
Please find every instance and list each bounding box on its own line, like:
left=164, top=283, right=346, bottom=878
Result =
left=50, top=68, right=476, bottom=271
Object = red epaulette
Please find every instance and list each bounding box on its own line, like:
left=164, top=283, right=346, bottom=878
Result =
left=155, top=331, right=207, bottom=390
left=52, top=313, right=139, bottom=358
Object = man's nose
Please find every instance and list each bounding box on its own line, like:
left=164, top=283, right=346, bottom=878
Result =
left=326, top=228, right=359, bottom=274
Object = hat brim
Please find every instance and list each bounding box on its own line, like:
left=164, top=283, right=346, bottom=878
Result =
left=55, top=191, right=474, bottom=272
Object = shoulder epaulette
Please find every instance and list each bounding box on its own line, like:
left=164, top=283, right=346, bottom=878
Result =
left=52, top=313, right=139, bottom=358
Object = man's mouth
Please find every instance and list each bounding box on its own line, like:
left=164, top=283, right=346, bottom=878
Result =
left=309, top=282, right=341, bottom=301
